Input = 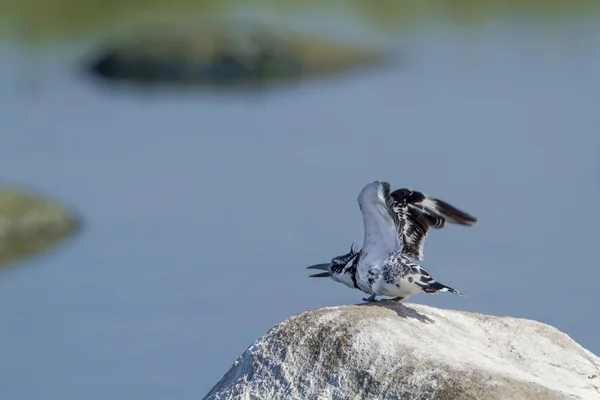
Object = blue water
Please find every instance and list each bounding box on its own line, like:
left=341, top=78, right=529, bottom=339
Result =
left=1, top=16, right=599, bottom=399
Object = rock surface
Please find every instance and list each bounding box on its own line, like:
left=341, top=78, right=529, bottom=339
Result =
left=205, top=302, right=600, bottom=400
left=0, top=186, right=79, bottom=268
left=86, top=22, right=384, bottom=88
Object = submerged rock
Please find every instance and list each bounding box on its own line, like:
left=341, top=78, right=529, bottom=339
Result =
left=205, top=303, right=600, bottom=400
left=86, top=23, right=384, bottom=88
left=0, top=186, right=79, bottom=268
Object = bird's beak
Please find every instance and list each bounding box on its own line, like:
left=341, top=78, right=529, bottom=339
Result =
left=307, top=263, right=332, bottom=278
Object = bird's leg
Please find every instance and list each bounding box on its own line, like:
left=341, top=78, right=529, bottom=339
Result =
left=363, top=294, right=377, bottom=302
left=389, top=297, right=404, bottom=302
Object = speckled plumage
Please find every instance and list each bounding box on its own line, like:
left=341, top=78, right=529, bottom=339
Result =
left=308, top=181, right=477, bottom=302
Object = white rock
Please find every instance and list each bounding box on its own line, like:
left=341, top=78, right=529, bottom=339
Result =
left=204, top=303, right=600, bottom=400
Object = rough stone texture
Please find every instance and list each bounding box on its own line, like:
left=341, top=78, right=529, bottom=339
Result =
left=205, top=302, right=600, bottom=400
left=0, top=186, right=80, bottom=268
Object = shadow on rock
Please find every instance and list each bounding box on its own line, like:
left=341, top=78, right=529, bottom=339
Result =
left=357, top=300, right=435, bottom=324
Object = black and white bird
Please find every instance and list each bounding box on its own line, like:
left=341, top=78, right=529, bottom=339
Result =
left=307, top=181, right=477, bottom=301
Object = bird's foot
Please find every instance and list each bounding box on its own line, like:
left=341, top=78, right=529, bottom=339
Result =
left=362, top=294, right=377, bottom=302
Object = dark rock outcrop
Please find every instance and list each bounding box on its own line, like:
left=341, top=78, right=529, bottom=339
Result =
left=86, top=23, right=384, bottom=88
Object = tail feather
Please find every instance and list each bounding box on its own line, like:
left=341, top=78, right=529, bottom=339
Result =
left=416, top=280, right=464, bottom=296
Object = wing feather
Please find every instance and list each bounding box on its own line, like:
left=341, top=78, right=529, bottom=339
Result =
left=389, top=188, right=477, bottom=260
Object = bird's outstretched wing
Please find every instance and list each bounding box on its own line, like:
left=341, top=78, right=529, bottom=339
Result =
left=388, top=188, right=477, bottom=260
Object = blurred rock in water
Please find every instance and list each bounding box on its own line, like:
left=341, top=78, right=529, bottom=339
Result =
left=85, top=23, right=385, bottom=89
left=0, top=186, right=80, bottom=269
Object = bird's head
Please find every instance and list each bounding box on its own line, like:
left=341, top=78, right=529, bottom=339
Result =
left=306, top=244, right=359, bottom=289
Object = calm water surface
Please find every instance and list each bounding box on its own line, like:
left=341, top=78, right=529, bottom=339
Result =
left=1, top=14, right=599, bottom=399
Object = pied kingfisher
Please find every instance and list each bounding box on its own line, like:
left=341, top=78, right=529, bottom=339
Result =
left=307, top=181, right=477, bottom=302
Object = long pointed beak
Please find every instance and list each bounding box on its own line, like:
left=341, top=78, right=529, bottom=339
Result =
left=307, top=263, right=331, bottom=278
